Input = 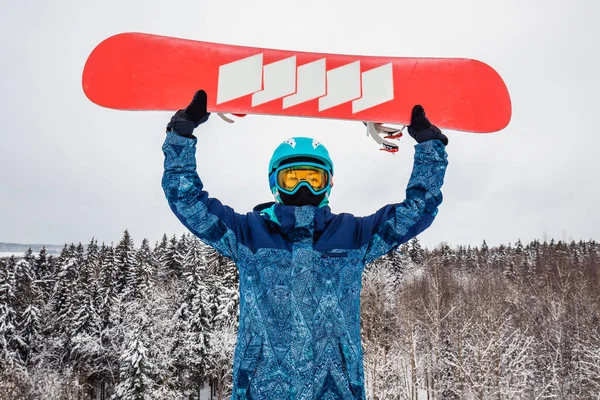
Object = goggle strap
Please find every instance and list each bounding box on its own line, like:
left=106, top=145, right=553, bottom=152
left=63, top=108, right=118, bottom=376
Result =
left=275, top=161, right=330, bottom=173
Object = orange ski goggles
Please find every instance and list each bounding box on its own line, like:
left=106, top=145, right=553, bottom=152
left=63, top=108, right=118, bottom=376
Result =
left=272, top=163, right=331, bottom=195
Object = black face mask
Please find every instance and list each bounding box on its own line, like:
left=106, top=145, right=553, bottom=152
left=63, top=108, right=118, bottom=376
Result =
left=279, top=186, right=325, bottom=207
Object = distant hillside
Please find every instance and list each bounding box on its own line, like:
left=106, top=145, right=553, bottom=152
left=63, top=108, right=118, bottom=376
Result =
left=0, top=242, right=64, bottom=256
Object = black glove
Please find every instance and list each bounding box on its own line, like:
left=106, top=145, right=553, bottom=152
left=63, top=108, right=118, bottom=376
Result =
left=166, top=90, right=210, bottom=137
left=407, top=105, right=448, bottom=146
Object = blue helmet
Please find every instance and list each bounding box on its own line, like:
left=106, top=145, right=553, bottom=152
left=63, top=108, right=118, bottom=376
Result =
left=268, top=137, right=334, bottom=206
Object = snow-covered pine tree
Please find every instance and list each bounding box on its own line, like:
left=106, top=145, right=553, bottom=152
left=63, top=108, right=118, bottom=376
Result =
left=464, top=245, right=478, bottom=271
left=72, top=240, right=99, bottom=330
left=478, top=240, right=490, bottom=269
left=208, top=249, right=239, bottom=328
left=143, top=286, right=181, bottom=399
left=0, top=257, right=30, bottom=400
left=16, top=303, right=41, bottom=368
left=129, top=239, right=156, bottom=301
left=377, top=247, right=410, bottom=276
left=438, top=242, right=455, bottom=269
left=35, top=247, right=54, bottom=305
left=196, top=244, right=240, bottom=398
left=0, top=257, right=19, bottom=367
left=116, top=230, right=137, bottom=297
left=152, top=235, right=169, bottom=276
left=19, top=248, right=36, bottom=298
left=172, top=236, right=211, bottom=396
left=159, top=235, right=181, bottom=281
left=9, top=250, right=38, bottom=368
left=114, top=318, right=155, bottom=400
left=85, top=239, right=101, bottom=279
left=99, top=244, right=119, bottom=327
left=490, top=244, right=507, bottom=271
left=203, top=245, right=238, bottom=327
left=174, top=233, right=190, bottom=280
left=94, top=243, right=122, bottom=395
left=507, top=238, right=525, bottom=280
left=69, top=239, right=103, bottom=371
left=51, top=245, right=80, bottom=352
left=409, top=237, right=426, bottom=265
left=154, top=234, right=169, bottom=261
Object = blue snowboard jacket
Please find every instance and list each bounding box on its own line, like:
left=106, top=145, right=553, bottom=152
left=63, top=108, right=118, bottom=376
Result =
left=162, top=131, right=448, bottom=400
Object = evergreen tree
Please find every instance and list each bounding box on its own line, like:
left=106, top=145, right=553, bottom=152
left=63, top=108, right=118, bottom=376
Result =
left=159, top=235, right=180, bottom=281
left=71, top=240, right=99, bottom=333
left=215, top=257, right=239, bottom=326
left=491, top=244, right=507, bottom=270
left=70, top=273, right=101, bottom=364
left=86, top=238, right=101, bottom=279
left=409, top=237, right=425, bottom=264
left=465, top=245, right=478, bottom=270
left=439, top=242, right=455, bottom=268
left=18, top=249, right=36, bottom=301
left=35, top=247, right=54, bottom=304
left=52, top=245, right=78, bottom=330
left=116, top=230, right=137, bottom=296
left=478, top=240, right=490, bottom=268
left=185, top=237, right=211, bottom=332
left=172, top=237, right=211, bottom=394
left=95, top=243, right=122, bottom=398
left=115, top=320, right=154, bottom=400
left=174, top=233, right=190, bottom=280
left=153, top=234, right=169, bottom=266
left=17, top=303, right=41, bottom=367
left=11, top=251, right=38, bottom=366
left=12, top=251, right=36, bottom=317
left=0, top=257, right=20, bottom=368
left=128, top=239, right=155, bottom=301
left=71, top=239, right=103, bottom=350
left=99, top=244, right=119, bottom=327
left=454, top=245, right=467, bottom=271
left=205, top=246, right=239, bottom=327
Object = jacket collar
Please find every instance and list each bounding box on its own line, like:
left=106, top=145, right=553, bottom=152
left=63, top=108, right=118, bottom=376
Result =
left=254, top=202, right=333, bottom=235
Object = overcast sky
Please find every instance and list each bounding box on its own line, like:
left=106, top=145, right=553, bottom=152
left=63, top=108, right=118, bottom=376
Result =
left=1, top=0, right=599, bottom=249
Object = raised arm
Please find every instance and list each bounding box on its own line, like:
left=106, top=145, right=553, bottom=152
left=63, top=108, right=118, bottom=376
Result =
left=363, top=106, right=449, bottom=263
left=161, top=90, right=241, bottom=261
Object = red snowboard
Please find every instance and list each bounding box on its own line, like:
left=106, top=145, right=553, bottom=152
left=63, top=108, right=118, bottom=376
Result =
left=82, top=32, right=511, bottom=133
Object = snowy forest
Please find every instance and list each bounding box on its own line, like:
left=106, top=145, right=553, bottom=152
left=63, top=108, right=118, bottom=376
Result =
left=0, top=231, right=599, bottom=400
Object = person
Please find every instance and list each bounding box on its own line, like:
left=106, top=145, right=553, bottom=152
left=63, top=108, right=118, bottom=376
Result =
left=162, top=90, right=448, bottom=400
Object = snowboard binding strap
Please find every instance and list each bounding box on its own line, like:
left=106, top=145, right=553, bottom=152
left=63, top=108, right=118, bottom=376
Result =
left=364, top=122, right=406, bottom=153
left=217, top=112, right=247, bottom=123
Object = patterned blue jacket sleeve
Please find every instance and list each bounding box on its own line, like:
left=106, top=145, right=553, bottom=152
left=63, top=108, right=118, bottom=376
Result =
left=363, top=140, right=448, bottom=263
left=162, top=132, right=240, bottom=261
